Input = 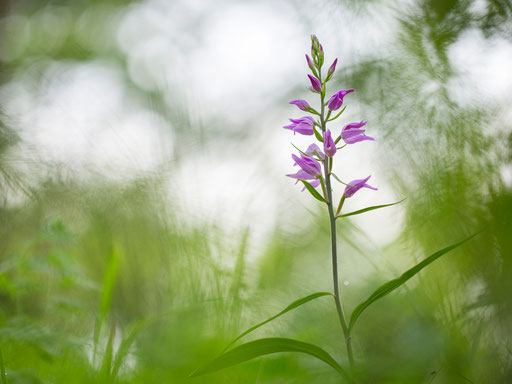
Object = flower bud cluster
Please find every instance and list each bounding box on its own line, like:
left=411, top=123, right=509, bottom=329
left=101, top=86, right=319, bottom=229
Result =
left=284, top=36, right=377, bottom=205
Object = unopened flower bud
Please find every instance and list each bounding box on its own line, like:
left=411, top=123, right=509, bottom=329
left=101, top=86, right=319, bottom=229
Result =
left=307, top=74, right=322, bottom=93
left=305, top=54, right=315, bottom=72
left=318, top=44, right=324, bottom=67
left=326, top=58, right=338, bottom=81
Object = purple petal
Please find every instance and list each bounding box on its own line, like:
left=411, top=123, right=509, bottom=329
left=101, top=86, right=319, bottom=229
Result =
left=305, top=143, right=325, bottom=160
left=308, top=75, right=322, bottom=92
left=289, top=99, right=310, bottom=111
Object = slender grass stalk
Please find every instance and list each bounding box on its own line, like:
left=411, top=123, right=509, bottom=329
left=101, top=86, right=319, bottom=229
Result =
left=317, top=70, right=355, bottom=372
left=0, top=346, right=7, bottom=384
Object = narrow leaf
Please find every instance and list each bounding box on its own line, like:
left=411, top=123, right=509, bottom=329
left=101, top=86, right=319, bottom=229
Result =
left=291, top=143, right=317, bottom=160
left=337, top=199, right=405, bottom=219
left=0, top=346, right=7, bottom=384
left=327, top=105, right=346, bottom=122
left=191, top=338, right=350, bottom=380
left=224, top=292, right=333, bottom=351
left=348, top=232, right=481, bottom=332
left=313, top=125, right=324, bottom=142
left=330, top=173, right=355, bottom=187
left=301, top=181, right=328, bottom=203
left=111, top=318, right=151, bottom=380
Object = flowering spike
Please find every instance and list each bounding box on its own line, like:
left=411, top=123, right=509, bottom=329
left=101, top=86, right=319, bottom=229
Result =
left=343, top=176, right=378, bottom=198
left=323, top=130, right=337, bottom=157
left=289, top=99, right=310, bottom=111
left=327, top=89, right=355, bottom=111
left=283, top=116, right=314, bottom=136
left=308, top=75, right=322, bottom=93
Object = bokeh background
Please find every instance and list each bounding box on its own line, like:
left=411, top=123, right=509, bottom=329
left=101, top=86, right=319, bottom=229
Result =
left=1, top=0, right=511, bottom=382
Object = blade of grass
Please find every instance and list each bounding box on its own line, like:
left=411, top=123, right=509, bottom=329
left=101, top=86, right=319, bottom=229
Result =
left=0, top=346, right=7, bottom=384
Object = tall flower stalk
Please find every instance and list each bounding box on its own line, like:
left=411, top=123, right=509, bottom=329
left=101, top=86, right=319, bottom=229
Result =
left=192, top=36, right=477, bottom=383
left=288, top=35, right=377, bottom=371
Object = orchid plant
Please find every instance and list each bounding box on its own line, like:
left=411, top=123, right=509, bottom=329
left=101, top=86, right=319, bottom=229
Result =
left=192, top=36, right=477, bottom=382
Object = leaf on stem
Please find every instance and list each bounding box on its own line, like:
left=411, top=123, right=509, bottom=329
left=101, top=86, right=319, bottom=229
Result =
left=330, top=173, right=355, bottom=187
left=348, top=231, right=483, bottom=332
left=327, top=105, right=346, bottom=122
left=191, top=337, right=350, bottom=380
left=301, top=181, right=328, bottom=203
left=224, top=292, right=333, bottom=351
left=313, top=125, right=324, bottom=142
left=336, top=199, right=405, bottom=219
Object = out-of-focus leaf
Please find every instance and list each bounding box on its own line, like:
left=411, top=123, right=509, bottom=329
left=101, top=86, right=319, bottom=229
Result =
left=300, top=181, right=327, bottom=203
left=348, top=232, right=481, bottom=332
left=224, top=292, right=333, bottom=351
left=191, top=337, right=350, bottom=380
left=337, top=199, right=405, bottom=218
left=111, top=318, right=151, bottom=380
left=0, top=346, right=6, bottom=384
left=93, top=248, right=119, bottom=365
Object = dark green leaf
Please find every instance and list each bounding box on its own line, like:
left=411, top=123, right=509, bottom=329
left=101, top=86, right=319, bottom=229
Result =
left=224, top=292, right=333, bottom=350
left=337, top=199, right=405, bottom=218
left=348, top=232, right=481, bottom=332
left=191, top=338, right=350, bottom=380
left=301, top=181, right=328, bottom=203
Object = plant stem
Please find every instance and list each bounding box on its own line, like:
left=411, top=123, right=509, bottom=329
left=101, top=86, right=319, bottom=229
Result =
left=317, top=72, right=355, bottom=372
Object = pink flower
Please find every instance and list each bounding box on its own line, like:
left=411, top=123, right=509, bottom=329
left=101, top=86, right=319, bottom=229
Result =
left=323, top=130, right=336, bottom=157
left=341, top=120, right=374, bottom=144
left=327, top=89, right=355, bottom=111
left=343, top=175, right=378, bottom=198
left=289, top=99, right=310, bottom=111
left=283, top=116, right=315, bottom=136
left=308, top=75, right=322, bottom=93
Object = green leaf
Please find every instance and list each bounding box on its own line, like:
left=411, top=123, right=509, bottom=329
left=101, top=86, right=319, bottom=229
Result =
left=191, top=338, right=350, bottom=380
left=93, top=248, right=119, bottom=365
left=224, top=292, right=333, bottom=351
left=330, top=173, right=355, bottom=187
left=313, top=125, right=324, bottom=142
left=348, top=232, right=481, bottom=332
left=301, top=181, right=328, bottom=203
left=337, top=199, right=405, bottom=218
left=327, top=105, right=346, bottom=122
left=0, top=345, right=7, bottom=384
left=111, top=318, right=151, bottom=380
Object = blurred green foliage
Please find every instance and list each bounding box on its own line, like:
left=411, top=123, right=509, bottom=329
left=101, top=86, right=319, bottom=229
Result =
left=1, top=0, right=511, bottom=383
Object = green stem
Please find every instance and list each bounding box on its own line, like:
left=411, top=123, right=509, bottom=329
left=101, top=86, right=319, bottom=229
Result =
left=317, top=70, right=355, bottom=373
